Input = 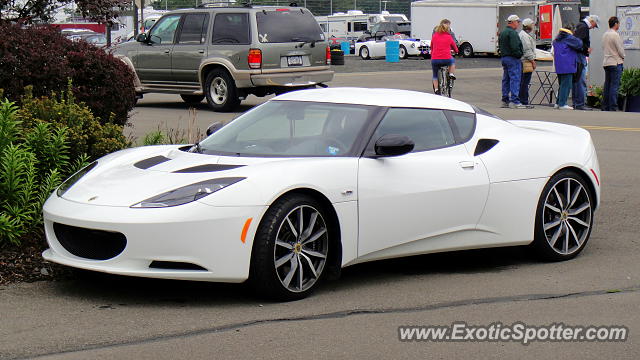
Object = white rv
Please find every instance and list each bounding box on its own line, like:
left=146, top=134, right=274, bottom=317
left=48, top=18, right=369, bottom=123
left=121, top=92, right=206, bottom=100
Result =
left=411, top=0, right=539, bottom=57
left=316, top=10, right=409, bottom=41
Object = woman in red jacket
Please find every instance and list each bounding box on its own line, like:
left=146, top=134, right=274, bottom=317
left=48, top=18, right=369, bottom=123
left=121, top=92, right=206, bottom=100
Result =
left=430, top=19, right=459, bottom=95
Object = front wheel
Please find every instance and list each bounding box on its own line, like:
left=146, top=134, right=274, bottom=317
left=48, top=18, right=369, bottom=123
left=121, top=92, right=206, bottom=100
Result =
left=531, top=170, right=594, bottom=261
left=204, top=69, right=240, bottom=112
left=250, top=194, right=332, bottom=301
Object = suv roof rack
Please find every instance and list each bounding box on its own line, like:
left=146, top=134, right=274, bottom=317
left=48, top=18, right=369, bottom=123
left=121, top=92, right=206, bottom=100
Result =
left=196, top=1, right=252, bottom=8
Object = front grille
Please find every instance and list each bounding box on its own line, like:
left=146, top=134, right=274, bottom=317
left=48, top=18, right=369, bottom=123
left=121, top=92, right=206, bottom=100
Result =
left=53, top=223, right=127, bottom=260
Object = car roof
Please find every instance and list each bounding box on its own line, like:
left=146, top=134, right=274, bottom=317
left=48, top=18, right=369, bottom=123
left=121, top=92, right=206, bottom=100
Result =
left=170, top=6, right=308, bottom=14
left=274, top=88, right=475, bottom=113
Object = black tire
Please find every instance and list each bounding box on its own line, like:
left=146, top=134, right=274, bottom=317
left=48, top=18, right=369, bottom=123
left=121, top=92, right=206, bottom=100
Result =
left=399, top=45, right=407, bottom=59
left=531, top=170, right=594, bottom=261
left=438, top=67, right=451, bottom=98
left=250, top=194, right=333, bottom=301
left=460, top=43, right=474, bottom=58
left=204, top=69, right=240, bottom=112
left=180, top=94, right=205, bottom=104
left=359, top=46, right=370, bottom=60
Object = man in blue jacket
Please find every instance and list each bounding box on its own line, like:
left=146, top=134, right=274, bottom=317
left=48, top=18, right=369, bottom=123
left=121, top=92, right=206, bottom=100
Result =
left=572, top=15, right=600, bottom=110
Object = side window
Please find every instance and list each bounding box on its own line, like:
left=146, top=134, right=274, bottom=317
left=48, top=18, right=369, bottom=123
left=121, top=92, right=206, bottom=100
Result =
left=374, top=108, right=455, bottom=152
left=212, top=13, right=250, bottom=44
left=446, top=111, right=476, bottom=142
left=178, top=13, right=209, bottom=45
left=353, top=22, right=368, bottom=32
left=149, top=14, right=181, bottom=45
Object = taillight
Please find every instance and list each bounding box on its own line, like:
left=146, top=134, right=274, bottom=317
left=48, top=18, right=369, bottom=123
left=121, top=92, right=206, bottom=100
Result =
left=326, top=46, right=331, bottom=65
left=248, top=49, right=262, bottom=69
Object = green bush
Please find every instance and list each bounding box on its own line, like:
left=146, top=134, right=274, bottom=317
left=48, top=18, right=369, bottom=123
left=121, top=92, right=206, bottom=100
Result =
left=619, top=68, right=640, bottom=97
left=0, top=99, right=89, bottom=246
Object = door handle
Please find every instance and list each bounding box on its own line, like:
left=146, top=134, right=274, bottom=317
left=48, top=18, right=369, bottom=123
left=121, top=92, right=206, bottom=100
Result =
left=198, top=49, right=205, bottom=54
left=164, top=49, right=170, bottom=54
left=459, top=161, right=475, bottom=169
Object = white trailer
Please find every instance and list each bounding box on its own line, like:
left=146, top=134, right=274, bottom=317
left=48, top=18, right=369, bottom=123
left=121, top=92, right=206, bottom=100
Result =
left=316, top=10, right=409, bottom=41
left=411, top=0, right=538, bottom=57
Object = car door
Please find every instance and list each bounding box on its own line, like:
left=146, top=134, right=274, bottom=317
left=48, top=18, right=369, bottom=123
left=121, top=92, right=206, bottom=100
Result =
left=136, top=13, right=181, bottom=83
left=357, top=108, right=490, bottom=259
left=172, top=12, right=210, bottom=85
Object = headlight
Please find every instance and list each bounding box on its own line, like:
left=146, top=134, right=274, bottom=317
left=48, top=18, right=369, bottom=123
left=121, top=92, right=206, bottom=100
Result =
left=131, top=177, right=245, bottom=208
left=57, top=161, right=98, bottom=197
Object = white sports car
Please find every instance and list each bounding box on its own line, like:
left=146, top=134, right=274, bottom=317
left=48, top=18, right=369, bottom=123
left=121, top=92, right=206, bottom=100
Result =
left=43, top=88, right=600, bottom=300
left=356, top=35, right=430, bottom=60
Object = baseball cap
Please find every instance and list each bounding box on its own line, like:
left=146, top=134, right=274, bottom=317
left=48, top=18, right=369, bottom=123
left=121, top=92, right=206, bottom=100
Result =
left=507, top=14, right=521, bottom=22
left=586, top=15, right=600, bottom=28
left=522, top=18, right=535, bottom=27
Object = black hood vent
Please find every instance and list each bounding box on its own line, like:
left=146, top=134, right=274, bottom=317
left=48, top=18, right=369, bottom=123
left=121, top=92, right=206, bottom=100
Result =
left=134, top=156, right=171, bottom=169
left=173, top=164, right=244, bottom=173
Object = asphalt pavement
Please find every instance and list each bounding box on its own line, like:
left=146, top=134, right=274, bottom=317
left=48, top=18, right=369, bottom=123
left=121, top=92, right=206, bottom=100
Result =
left=2, top=58, right=639, bottom=359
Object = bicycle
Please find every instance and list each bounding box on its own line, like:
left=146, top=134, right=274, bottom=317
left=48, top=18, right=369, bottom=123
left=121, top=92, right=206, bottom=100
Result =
left=436, top=65, right=454, bottom=98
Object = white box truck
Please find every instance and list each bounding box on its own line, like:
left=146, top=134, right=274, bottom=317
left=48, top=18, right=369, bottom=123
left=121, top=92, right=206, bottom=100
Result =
left=411, top=0, right=538, bottom=57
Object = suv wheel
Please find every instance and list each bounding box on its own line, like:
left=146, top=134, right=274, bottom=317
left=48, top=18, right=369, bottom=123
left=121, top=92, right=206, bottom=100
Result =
left=204, top=69, right=240, bottom=112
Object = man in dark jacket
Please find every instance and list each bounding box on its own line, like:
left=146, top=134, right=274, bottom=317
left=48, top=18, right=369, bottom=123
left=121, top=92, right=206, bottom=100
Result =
left=572, top=15, right=600, bottom=110
left=499, top=14, right=526, bottom=109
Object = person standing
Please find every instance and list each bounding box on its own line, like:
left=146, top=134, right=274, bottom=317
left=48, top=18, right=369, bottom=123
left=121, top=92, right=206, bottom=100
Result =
left=499, top=15, right=526, bottom=109
left=572, top=15, right=600, bottom=110
left=430, top=19, right=459, bottom=95
left=553, top=28, right=583, bottom=110
left=519, top=18, right=537, bottom=108
left=602, top=16, right=625, bottom=111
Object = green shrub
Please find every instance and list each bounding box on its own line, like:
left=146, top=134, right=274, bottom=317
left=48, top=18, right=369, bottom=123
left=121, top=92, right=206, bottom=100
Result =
left=619, top=68, right=640, bottom=97
left=18, top=84, right=130, bottom=160
left=0, top=99, right=90, bottom=246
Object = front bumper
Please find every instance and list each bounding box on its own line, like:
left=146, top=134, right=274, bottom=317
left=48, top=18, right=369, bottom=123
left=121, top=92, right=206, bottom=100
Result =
left=251, top=69, right=334, bottom=87
left=42, top=195, right=267, bottom=283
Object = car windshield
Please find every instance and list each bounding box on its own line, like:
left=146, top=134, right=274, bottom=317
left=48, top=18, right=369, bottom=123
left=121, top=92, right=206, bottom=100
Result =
left=198, top=101, right=374, bottom=157
left=256, top=9, right=324, bottom=43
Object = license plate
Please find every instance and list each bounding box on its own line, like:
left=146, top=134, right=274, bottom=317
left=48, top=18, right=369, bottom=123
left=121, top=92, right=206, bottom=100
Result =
left=287, top=56, right=303, bottom=66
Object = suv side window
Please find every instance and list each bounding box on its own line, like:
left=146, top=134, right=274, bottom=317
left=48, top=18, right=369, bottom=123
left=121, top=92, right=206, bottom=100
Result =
left=178, top=13, right=209, bottom=44
left=149, top=14, right=181, bottom=44
left=373, top=108, right=455, bottom=152
left=212, top=13, right=250, bottom=44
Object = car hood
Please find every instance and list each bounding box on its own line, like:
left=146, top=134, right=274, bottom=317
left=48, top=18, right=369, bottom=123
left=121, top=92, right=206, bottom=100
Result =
left=59, top=145, right=282, bottom=207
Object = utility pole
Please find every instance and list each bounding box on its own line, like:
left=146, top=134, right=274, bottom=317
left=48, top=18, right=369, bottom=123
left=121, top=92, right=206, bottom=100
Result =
left=133, top=1, right=139, bottom=37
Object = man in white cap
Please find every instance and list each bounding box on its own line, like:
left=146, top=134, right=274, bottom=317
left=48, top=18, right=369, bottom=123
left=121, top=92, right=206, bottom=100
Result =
left=572, top=15, right=600, bottom=110
left=519, top=18, right=537, bottom=107
left=499, top=14, right=526, bottom=109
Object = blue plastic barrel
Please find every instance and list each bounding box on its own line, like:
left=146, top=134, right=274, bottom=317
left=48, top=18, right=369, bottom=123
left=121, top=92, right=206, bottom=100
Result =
left=385, top=40, right=399, bottom=62
left=340, top=41, right=350, bottom=54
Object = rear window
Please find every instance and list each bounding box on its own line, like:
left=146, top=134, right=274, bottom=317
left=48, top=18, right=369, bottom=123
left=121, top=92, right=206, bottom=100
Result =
left=256, top=9, right=324, bottom=43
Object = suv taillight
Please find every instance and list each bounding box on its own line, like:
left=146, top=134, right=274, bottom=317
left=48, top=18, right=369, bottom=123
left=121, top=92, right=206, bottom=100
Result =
left=248, top=49, right=262, bottom=69
left=326, top=46, right=331, bottom=65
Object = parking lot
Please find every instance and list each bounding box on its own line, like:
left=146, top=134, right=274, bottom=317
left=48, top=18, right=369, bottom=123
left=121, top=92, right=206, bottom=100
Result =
left=2, top=58, right=640, bottom=359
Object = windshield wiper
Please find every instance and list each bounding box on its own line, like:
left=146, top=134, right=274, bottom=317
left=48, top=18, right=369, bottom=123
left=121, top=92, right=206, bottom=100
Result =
left=292, top=37, right=316, bottom=48
left=190, top=142, right=202, bottom=154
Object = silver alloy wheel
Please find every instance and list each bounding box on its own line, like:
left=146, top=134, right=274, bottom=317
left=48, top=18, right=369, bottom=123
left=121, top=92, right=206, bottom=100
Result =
left=399, top=46, right=406, bottom=59
left=210, top=77, right=228, bottom=105
left=361, top=47, right=369, bottom=59
left=274, top=205, right=328, bottom=293
left=542, top=178, right=592, bottom=255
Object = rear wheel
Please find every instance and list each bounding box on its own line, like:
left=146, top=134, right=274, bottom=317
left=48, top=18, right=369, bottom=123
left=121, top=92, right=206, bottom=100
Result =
left=460, top=42, right=474, bottom=58
left=180, top=94, right=205, bottom=104
left=531, top=170, right=594, bottom=261
left=250, top=194, right=331, bottom=301
left=438, top=67, right=451, bottom=98
left=359, top=46, right=370, bottom=60
left=399, top=45, right=407, bottom=59
left=204, top=69, right=240, bottom=112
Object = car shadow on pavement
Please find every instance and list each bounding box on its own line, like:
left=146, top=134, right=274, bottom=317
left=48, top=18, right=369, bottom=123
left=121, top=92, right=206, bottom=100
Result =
left=134, top=102, right=255, bottom=113
left=47, top=246, right=535, bottom=305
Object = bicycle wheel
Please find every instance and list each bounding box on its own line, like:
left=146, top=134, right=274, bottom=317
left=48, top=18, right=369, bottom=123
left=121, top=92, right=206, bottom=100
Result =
left=437, top=67, right=447, bottom=97
left=447, top=68, right=454, bottom=98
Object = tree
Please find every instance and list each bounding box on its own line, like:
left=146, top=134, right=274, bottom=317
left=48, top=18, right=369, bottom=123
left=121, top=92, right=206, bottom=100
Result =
left=0, top=0, right=130, bottom=24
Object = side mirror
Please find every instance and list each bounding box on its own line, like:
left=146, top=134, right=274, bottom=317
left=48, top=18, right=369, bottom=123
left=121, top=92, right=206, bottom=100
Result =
left=374, top=134, right=414, bottom=157
left=206, top=121, right=223, bottom=136
left=136, top=33, right=148, bottom=42
left=364, top=30, right=371, bottom=35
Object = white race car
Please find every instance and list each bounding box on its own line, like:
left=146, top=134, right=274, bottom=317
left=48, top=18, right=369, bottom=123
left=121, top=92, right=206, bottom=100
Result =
left=43, top=88, right=600, bottom=300
left=356, top=34, right=430, bottom=60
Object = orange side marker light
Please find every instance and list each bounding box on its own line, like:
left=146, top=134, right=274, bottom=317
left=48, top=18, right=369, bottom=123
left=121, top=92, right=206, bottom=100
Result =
left=241, top=218, right=253, bottom=244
